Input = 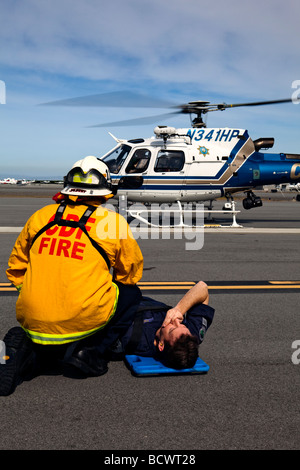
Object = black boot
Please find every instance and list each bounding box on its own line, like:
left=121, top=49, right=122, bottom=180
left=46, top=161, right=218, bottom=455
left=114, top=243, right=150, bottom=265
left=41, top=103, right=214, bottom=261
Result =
left=63, top=346, right=108, bottom=377
left=0, top=327, right=37, bottom=396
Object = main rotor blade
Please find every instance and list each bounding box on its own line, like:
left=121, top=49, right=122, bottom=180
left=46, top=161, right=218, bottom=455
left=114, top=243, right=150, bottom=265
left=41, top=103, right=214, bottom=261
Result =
left=39, top=91, right=175, bottom=108
left=220, top=98, right=294, bottom=110
left=87, top=111, right=182, bottom=127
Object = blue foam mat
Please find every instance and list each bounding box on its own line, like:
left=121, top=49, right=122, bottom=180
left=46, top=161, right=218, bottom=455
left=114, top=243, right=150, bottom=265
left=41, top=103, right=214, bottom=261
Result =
left=125, top=355, right=209, bottom=376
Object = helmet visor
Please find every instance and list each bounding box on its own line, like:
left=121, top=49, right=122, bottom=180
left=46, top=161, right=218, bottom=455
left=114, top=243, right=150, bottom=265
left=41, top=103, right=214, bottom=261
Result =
left=64, top=167, right=110, bottom=190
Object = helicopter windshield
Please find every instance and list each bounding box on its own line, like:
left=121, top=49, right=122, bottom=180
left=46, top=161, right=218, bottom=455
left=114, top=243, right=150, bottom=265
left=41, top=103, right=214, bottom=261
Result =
left=102, top=144, right=131, bottom=174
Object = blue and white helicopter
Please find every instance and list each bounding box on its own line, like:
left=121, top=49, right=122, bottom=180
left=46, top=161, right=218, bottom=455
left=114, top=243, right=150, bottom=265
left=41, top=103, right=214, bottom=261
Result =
left=44, top=92, right=300, bottom=224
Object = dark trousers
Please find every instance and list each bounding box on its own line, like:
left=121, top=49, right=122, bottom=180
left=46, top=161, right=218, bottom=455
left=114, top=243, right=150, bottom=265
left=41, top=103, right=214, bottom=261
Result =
left=72, top=281, right=142, bottom=355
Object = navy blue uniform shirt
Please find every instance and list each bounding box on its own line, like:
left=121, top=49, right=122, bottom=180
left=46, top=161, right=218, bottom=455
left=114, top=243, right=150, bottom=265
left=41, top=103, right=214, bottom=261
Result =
left=121, top=302, right=215, bottom=357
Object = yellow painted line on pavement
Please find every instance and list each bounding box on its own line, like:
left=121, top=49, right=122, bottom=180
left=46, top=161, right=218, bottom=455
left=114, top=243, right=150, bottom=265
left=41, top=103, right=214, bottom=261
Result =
left=138, top=281, right=196, bottom=285
left=1, top=281, right=300, bottom=293
left=269, top=281, right=300, bottom=284
left=207, top=285, right=300, bottom=289
left=138, top=284, right=195, bottom=290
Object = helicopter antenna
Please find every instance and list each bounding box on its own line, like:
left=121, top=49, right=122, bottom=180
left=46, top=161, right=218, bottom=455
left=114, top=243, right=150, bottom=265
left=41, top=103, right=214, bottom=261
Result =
left=108, top=132, right=122, bottom=143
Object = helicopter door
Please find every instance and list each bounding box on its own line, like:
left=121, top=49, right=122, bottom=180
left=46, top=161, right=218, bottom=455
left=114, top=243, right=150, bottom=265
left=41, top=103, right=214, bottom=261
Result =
left=152, top=149, right=186, bottom=200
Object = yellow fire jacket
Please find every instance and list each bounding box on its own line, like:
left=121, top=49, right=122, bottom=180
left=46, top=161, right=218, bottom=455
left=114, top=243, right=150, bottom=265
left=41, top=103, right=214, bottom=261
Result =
left=6, top=201, right=143, bottom=345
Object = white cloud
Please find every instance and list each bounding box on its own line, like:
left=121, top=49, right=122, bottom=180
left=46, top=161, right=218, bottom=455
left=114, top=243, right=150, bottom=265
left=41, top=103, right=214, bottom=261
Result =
left=1, top=0, right=299, bottom=96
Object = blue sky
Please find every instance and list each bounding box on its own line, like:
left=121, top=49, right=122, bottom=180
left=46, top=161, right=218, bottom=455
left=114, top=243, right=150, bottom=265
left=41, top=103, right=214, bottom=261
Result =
left=0, top=0, right=299, bottom=178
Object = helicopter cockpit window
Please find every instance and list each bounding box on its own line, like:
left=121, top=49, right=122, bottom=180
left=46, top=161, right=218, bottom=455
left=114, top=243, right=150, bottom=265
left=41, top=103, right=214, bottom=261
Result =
left=154, top=150, right=185, bottom=172
left=102, top=144, right=132, bottom=174
left=125, top=149, right=151, bottom=174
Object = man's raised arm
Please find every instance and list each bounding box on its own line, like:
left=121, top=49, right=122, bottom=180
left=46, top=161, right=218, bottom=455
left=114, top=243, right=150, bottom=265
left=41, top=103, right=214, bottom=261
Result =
left=162, top=281, right=209, bottom=328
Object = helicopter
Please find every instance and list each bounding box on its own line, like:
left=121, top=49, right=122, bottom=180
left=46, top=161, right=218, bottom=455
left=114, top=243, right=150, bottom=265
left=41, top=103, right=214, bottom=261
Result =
left=43, top=92, right=300, bottom=223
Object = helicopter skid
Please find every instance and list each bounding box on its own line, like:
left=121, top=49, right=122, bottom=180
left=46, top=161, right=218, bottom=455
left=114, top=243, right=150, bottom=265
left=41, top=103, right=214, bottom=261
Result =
left=127, top=200, right=242, bottom=228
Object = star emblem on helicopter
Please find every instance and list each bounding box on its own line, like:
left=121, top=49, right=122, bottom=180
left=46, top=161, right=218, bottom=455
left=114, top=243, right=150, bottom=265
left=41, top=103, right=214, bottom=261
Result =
left=198, top=146, right=209, bottom=156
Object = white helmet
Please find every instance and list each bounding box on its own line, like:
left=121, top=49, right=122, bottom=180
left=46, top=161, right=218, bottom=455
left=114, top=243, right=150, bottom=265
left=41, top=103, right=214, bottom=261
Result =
left=61, top=156, right=114, bottom=197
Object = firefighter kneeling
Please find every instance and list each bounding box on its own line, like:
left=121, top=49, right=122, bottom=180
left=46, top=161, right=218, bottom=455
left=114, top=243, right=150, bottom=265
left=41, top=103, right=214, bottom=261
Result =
left=1, top=156, right=143, bottom=396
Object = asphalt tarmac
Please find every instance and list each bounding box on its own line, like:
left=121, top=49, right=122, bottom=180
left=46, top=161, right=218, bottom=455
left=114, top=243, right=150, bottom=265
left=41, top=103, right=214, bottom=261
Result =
left=0, top=185, right=299, bottom=453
